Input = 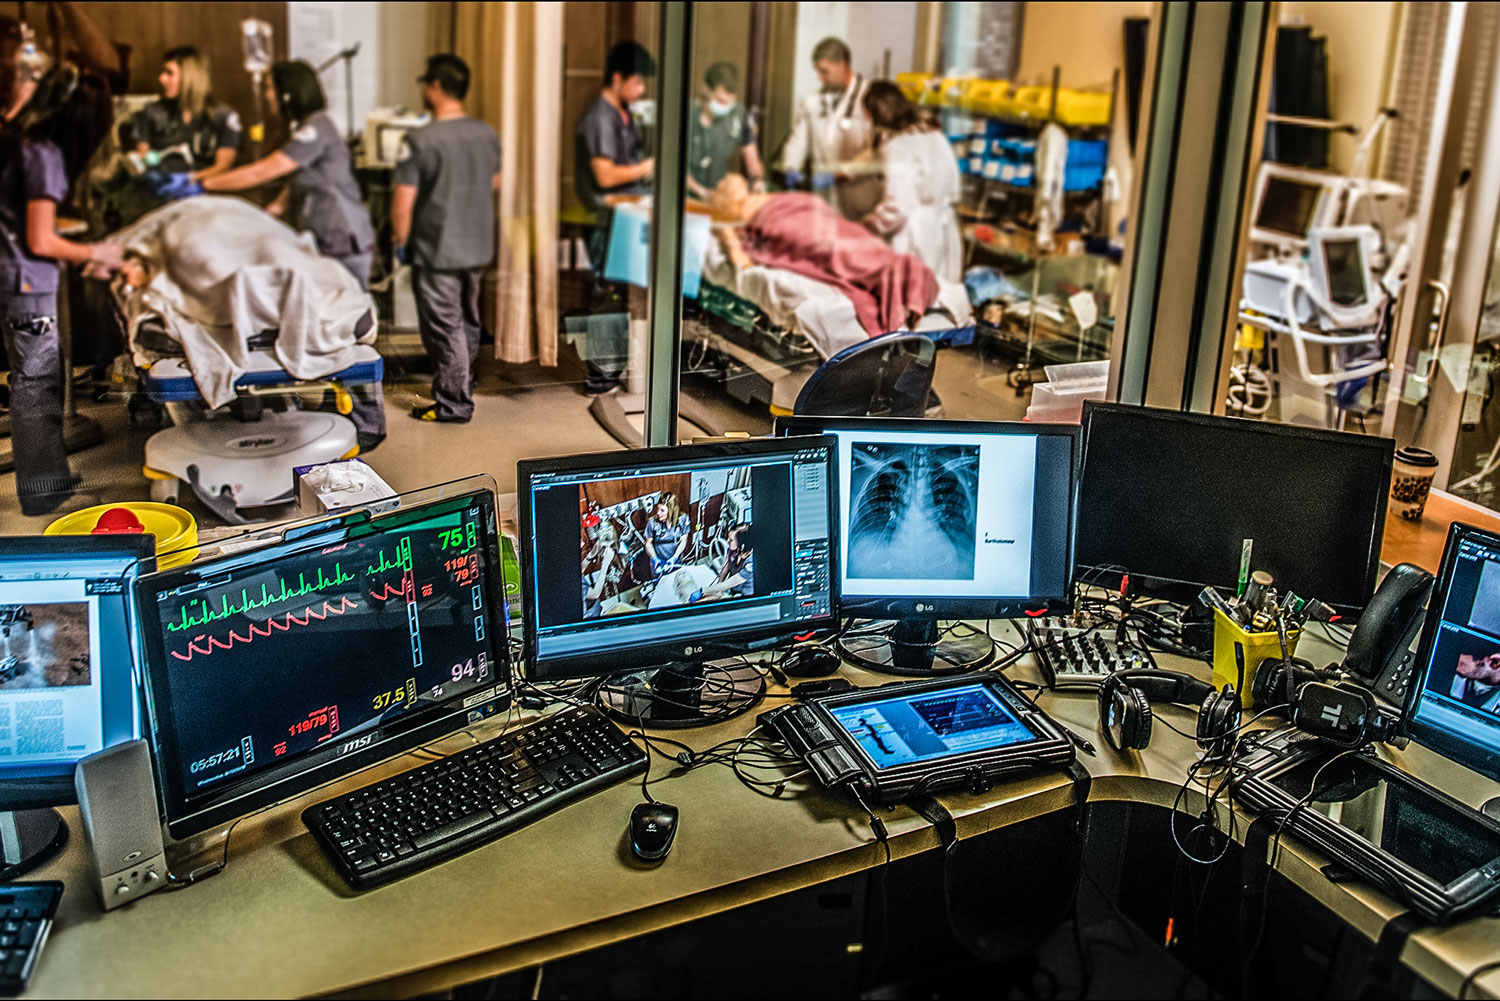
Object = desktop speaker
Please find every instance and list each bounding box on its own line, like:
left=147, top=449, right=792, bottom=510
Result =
left=74, top=740, right=167, bottom=910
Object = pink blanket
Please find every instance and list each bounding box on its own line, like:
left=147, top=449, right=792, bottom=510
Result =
left=739, top=193, right=939, bottom=337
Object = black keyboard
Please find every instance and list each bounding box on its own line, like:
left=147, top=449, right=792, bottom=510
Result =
left=303, top=705, right=646, bottom=890
left=0, top=882, right=61, bottom=997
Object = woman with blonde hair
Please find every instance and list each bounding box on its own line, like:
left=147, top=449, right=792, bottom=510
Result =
left=644, top=492, right=692, bottom=577
left=124, top=45, right=240, bottom=180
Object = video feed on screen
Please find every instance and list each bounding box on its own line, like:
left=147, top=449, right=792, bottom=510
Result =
left=1427, top=627, right=1500, bottom=718
left=578, top=466, right=761, bottom=620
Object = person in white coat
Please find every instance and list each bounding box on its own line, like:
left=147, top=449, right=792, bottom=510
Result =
left=777, top=36, right=877, bottom=220
left=860, top=81, right=962, bottom=283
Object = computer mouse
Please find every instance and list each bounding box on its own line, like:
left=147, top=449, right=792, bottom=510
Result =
left=781, top=647, right=841, bottom=678
left=629, top=802, right=679, bottom=862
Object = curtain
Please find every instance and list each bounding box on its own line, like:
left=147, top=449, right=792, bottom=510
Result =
left=441, top=2, right=562, bottom=365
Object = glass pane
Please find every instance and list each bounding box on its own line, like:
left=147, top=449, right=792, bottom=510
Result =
left=678, top=1, right=1152, bottom=432
left=1225, top=3, right=1417, bottom=434
left=0, top=2, right=666, bottom=541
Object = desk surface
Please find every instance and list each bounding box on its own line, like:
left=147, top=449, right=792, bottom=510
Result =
left=22, top=624, right=1500, bottom=1000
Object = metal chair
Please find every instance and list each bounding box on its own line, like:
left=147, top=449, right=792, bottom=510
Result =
left=792, top=332, right=938, bottom=418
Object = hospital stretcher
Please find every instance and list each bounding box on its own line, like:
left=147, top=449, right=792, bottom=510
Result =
left=137, top=341, right=383, bottom=522
left=692, top=238, right=974, bottom=414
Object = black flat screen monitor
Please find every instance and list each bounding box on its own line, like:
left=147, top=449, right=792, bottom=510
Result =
left=135, top=488, right=511, bottom=839
left=1404, top=523, right=1500, bottom=792
left=1075, top=403, right=1392, bottom=618
left=519, top=436, right=839, bottom=683
left=775, top=417, right=1079, bottom=620
left=0, top=535, right=153, bottom=808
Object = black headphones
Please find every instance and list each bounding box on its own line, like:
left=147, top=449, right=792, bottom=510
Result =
left=1250, top=656, right=1338, bottom=709
left=1097, top=669, right=1241, bottom=754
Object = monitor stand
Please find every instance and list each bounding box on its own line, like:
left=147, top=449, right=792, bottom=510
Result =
left=0, top=809, right=66, bottom=877
left=597, top=659, right=765, bottom=729
left=838, top=618, right=996, bottom=677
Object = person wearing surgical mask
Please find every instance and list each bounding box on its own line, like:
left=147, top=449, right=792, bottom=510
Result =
left=685, top=62, right=763, bottom=201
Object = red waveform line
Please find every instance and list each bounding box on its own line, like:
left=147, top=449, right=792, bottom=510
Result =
left=170, top=596, right=359, bottom=662
left=367, top=580, right=409, bottom=601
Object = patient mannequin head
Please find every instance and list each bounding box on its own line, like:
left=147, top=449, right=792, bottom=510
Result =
left=710, top=173, right=775, bottom=223
left=119, top=256, right=151, bottom=289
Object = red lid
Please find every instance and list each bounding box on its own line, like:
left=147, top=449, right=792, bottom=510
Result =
left=91, top=507, right=147, bottom=535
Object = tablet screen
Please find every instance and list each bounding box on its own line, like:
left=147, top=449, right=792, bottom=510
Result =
left=1264, top=754, right=1500, bottom=886
left=826, top=682, right=1039, bottom=770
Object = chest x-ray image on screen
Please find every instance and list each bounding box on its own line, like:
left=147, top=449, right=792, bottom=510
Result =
left=847, top=442, right=979, bottom=581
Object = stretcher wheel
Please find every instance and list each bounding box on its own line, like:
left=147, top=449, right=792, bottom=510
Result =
left=333, top=384, right=353, bottom=416
left=149, top=479, right=181, bottom=506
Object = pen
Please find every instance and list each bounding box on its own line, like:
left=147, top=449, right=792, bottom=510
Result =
left=1061, top=722, right=1096, bottom=756
left=1234, top=640, right=1246, bottom=699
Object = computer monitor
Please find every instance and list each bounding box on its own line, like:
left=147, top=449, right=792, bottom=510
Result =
left=1250, top=162, right=1340, bottom=250
left=0, top=535, right=154, bottom=874
left=1075, top=402, right=1393, bottom=618
left=518, top=436, right=838, bottom=724
left=135, top=487, right=511, bottom=840
left=776, top=417, right=1079, bottom=674
left=1404, top=523, right=1500, bottom=814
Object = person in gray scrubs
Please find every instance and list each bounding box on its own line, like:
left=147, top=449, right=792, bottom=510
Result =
left=391, top=54, right=500, bottom=424
left=0, top=66, right=122, bottom=515
left=187, top=61, right=385, bottom=447
left=573, top=40, right=655, bottom=394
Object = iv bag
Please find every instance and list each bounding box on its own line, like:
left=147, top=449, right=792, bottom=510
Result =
left=241, top=19, right=274, bottom=75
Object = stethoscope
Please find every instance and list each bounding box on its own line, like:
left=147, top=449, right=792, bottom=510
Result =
left=818, top=73, right=863, bottom=133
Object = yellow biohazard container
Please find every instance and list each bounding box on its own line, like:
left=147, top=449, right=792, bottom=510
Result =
left=45, top=502, right=200, bottom=569
left=1212, top=607, right=1300, bottom=708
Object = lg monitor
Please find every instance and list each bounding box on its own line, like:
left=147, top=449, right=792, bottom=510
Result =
left=518, top=436, right=838, bottom=725
left=135, top=486, right=511, bottom=840
left=1075, top=402, right=1392, bottom=618
left=1404, top=522, right=1500, bottom=815
left=0, top=535, right=154, bottom=874
left=776, top=417, right=1079, bottom=674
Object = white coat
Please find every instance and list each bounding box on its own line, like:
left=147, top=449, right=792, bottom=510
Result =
left=779, top=73, right=878, bottom=219
left=864, top=128, right=963, bottom=283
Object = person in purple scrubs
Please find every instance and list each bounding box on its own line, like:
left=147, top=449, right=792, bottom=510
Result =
left=0, top=65, right=121, bottom=515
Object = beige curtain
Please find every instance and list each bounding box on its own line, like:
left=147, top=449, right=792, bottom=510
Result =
left=442, top=2, right=562, bottom=365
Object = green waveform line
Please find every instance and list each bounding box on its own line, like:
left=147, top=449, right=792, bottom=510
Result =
left=366, top=536, right=413, bottom=576
left=166, top=562, right=356, bottom=633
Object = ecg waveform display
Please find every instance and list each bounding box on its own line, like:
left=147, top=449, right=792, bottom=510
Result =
left=150, top=504, right=502, bottom=797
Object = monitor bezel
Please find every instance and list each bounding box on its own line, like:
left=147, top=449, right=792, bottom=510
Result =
left=518, top=435, right=842, bottom=683
left=775, top=416, right=1081, bottom=620
left=1074, top=402, right=1392, bottom=619
left=1249, top=162, right=1341, bottom=249
left=1403, top=521, right=1500, bottom=784
left=135, top=488, right=512, bottom=840
left=0, top=534, right=156, bottom=810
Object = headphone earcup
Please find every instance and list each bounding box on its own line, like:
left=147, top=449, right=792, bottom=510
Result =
left=1125, top=689, right=1151, bottom=750
left=1197, top=684, right=1242, bottom=750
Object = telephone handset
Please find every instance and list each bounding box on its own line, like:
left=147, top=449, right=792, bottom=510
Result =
left=1341, top=562, right=1435, bottom=706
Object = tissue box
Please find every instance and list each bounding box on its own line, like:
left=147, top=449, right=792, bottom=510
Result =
left=294, top=458, right=398, bottom=515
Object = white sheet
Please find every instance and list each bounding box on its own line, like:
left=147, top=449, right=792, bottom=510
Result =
left=115, top=197, right=377, bottom=409
left=700, top=236, right=972, bottom=359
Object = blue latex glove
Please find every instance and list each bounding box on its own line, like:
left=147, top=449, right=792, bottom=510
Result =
left=783, top=168, right=804, bottom=188
left=152, top=172, right=203, bottom=201
left=689, top=589, right=703, bottom=603
left=810, top=171, right=836, bottom=191
left=395, top=244, right=410, bottom=265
